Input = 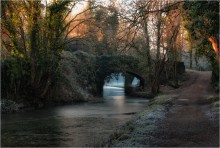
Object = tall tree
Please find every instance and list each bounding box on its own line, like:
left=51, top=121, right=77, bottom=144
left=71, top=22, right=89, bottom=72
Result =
left=93, top=4, right=119, bottom=55
left=1, top=0, right=78, bottom=101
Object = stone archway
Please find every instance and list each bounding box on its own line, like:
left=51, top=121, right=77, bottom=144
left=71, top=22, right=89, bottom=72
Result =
left=96, top=71, right=145, bottom=96
left=95, top=55, right=145, bottom=96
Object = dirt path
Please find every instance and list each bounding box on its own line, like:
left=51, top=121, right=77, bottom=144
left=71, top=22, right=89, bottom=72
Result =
left=151, top=70, right=219, bottom=147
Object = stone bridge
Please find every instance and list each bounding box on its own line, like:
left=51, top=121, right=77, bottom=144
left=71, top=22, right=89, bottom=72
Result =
left=95, top=55, right=145, bottom=96
left=63, top=50, right=185, bottom=98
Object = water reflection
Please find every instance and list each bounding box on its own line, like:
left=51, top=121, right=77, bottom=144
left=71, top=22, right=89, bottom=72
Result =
left=1, top=87, right=149, bottom=147
left=1, top=113, right=62, bottom=147
left=103, top=86, right=124, bottom=96
left=112, top=96, right=125, bottom=107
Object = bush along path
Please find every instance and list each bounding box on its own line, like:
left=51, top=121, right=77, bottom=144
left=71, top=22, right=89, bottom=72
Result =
left=107, top=70, right=219, bottom=147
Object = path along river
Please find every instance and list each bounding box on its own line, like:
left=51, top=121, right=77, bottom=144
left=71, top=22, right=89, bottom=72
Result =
left=1, top=86, right=149, bottom=147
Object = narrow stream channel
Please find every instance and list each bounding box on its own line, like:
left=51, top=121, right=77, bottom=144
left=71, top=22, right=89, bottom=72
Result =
left=1, top=86, right=149, bottom=147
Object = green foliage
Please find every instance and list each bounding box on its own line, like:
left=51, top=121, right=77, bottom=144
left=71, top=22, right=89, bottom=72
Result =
left=71, top=51, right=97, bottom=93
left=93, top=5, right=119, bottom=55
left=46, top=1, right=71, bottom=51
left=2, top=57, right=31, bottom=100
left=1, top=1, right=25, bottom=55
left=58, top=51, right=98, bottom=99
left=1, top=0, right=75, bottom=103
left=182, top=0, right=219, bottom=90
left=182, top=0, right=219, bottom=58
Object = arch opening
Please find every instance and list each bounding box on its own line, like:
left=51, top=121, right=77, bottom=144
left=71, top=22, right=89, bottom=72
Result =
left=103, top=73, right=125, bottom=97
left=103, top=72, right=143, bottom=97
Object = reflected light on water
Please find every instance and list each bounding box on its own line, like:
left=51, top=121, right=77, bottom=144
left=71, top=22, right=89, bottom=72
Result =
left=113, top=96, right=125, bottom=106
left=1, top=83, right=149, bottom=147
left=103, top=86, right=124, bottom=97
left=112, top=96, right=125, bottom=112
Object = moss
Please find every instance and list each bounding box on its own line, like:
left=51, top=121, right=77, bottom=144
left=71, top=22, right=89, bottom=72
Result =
left=212, top=101, right=219, bottom=107
left=57, top=51, right=96, bottom=102
left=153, top=94, right=177, bottom=105
left=108, top=130, right=123, bottom=141
left=205, top=96, right=219, bottom=106
left=118, top=134, right=130, bottom=141
left=146, top=104, right=161, bottom=112
left=127, top=124, right=135, bottom=132
left=207, top=96, right=219, bottom=102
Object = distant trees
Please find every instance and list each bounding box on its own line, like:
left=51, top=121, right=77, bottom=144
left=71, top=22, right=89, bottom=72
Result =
left=91, top=2, right=119, bottom=55
left=94, top=4, right=119, bottom=55
left=66, top=0, right=120, bottom=55
left=116, top=0, right=218, bottom=94
left=117, top=0, right=185, bottom=95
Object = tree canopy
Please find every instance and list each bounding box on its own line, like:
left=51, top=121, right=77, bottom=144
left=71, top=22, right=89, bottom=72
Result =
left=183, top=0, right=219, bottom=59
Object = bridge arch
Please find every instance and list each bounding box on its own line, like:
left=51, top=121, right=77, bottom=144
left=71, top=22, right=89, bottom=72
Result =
left=95, top=55, right=145, bottom=96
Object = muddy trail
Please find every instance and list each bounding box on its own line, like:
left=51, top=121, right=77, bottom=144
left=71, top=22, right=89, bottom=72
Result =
left=150, top=70, right=219, bottom=147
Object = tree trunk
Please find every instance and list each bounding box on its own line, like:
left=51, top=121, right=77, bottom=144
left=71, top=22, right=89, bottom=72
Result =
left=189, top=46, right=193, bottom=69
left=40, top=77, right=51, bottom=98
left=151, top=59, right=165, bottom=95
left=156, top=12, right=162, bottom=60
left=142, top=17, right=152, bottom=85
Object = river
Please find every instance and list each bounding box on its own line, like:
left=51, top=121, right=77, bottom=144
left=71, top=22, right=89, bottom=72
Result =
left=1, top=86, right=149, bottom=147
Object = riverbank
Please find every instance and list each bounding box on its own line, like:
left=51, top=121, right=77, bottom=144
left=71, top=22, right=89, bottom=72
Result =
left=1, top=96, right=104, bottom=114
left=106, top=93, right=178, bottom=147
left=1, top=87, right=149, bottom=147
left=106, top=70, right=219, bottom=147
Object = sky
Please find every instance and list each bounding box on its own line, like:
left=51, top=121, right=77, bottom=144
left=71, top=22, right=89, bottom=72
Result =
left=43, top=0, right=135, bottom=15
left=43, top=0, right=112, bottom=15
left=42, top=0, right=86, bottom=15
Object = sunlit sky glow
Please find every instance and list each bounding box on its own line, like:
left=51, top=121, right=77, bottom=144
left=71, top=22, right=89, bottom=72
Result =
left=43, top=0, right=133, bottom=15
left=43, top=0, right=115, bottom=15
